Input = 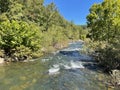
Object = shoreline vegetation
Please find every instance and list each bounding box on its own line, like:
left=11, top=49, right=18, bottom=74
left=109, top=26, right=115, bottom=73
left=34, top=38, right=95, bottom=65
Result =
left=0, top=0, right=88, bottom=63
left=85, top=40, right=120, bottom=88
left=0, top=40, right=69, bottom=63
left=86, top=0, right=120, bottom=88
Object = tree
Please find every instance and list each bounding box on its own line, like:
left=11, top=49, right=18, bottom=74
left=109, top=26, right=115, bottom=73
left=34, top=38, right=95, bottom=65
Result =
left=0, top=20, right=42, bottom=56
left=39, top=2, right=59, bottom=31
left=87, top=0, right=120, bottom=71
left=0, top=0, right=86, bottom=61
left=87, top=0, right=120, bottom=43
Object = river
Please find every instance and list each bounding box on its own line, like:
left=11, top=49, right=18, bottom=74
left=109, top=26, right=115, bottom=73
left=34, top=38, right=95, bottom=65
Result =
left=0, top=41, right=112, bottom=90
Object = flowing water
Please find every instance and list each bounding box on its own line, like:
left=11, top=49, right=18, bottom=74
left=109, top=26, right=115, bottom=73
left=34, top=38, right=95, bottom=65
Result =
left=0, top=41, right=110, bottom=90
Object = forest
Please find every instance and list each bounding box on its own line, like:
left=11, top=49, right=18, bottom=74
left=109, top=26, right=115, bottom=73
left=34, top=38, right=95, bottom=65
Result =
left=0, top=0, right=87, bottom=62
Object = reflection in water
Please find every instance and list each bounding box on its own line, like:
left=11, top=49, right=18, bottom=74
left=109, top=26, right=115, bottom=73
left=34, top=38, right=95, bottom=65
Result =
left=0, top=41, right=109, bottom=90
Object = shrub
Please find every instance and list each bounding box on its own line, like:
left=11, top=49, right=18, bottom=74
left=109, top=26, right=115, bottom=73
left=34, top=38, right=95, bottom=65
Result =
left=0, top=20, right=42, bottom=61
left=93, top=43, right=120, bottom=71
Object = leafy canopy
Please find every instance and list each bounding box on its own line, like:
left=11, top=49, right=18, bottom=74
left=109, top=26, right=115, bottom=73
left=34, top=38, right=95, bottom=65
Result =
left=87, top=0, right=120, bottom=43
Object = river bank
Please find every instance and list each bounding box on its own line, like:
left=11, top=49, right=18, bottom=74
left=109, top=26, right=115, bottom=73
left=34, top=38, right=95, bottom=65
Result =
left=84, top=40, right=120, bottom=89
left=0, top=40, right=79, bottom=64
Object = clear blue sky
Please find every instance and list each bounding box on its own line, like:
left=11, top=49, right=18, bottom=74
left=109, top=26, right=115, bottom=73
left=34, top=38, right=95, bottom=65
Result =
left=44, top=0, right=103, bottom=25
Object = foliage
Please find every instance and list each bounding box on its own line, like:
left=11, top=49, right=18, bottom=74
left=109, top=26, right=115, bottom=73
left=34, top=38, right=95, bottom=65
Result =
left=95, top=44, right=120, bottom=71
left=9, top=45, right=32, bottom=61
left=87, top=0, right=120, bottom=72
left=0, top=20, right=42, bottom=61
left=0, top=0, right=86, bottom=61
left=87, top=0, right=120, bottom=43
left=0, top=0, right=10, bottom=13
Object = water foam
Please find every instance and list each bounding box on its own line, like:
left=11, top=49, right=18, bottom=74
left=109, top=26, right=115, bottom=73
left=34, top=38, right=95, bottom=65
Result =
left=63, top=61, right=84, bottom=70
left=70, top=61, right=84, bottom=69
left=48, top=64, right=60, bottom=75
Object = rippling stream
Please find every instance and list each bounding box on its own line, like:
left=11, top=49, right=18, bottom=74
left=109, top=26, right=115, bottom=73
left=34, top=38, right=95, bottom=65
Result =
left=0, top=41, right=111, bottom=90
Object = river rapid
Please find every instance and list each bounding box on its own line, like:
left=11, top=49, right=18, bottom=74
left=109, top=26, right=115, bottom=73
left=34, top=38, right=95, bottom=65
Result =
left=0, top=41, right=112, bottom=90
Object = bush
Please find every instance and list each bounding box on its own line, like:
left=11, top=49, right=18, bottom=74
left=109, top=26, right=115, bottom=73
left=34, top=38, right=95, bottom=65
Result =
left=93, top=43, right=120, bottom=71
left=12, top=45, right=32, bottom=61
left=0, top=20, right=42, bottom=61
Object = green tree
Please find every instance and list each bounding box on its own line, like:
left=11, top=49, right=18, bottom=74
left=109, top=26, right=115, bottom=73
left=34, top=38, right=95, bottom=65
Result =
left=0, top=0, right=86, bottom=61
left=87, top=0, right=120, bottom=71
left=0, top=20, right=42, bottom=59
left=87, top=0, right=120, bottom=43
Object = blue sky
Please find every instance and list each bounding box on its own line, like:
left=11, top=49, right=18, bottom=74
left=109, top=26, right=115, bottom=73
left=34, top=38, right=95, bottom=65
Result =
left=44, top=0, right=103, bottom=25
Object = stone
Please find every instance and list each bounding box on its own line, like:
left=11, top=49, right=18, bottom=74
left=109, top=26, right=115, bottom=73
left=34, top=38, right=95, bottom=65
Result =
left=0, top=57, right=4, bottom=64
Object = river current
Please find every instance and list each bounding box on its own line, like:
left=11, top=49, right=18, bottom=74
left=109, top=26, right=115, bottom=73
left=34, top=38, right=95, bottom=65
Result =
left=0, top=41, right=109, bottom=90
